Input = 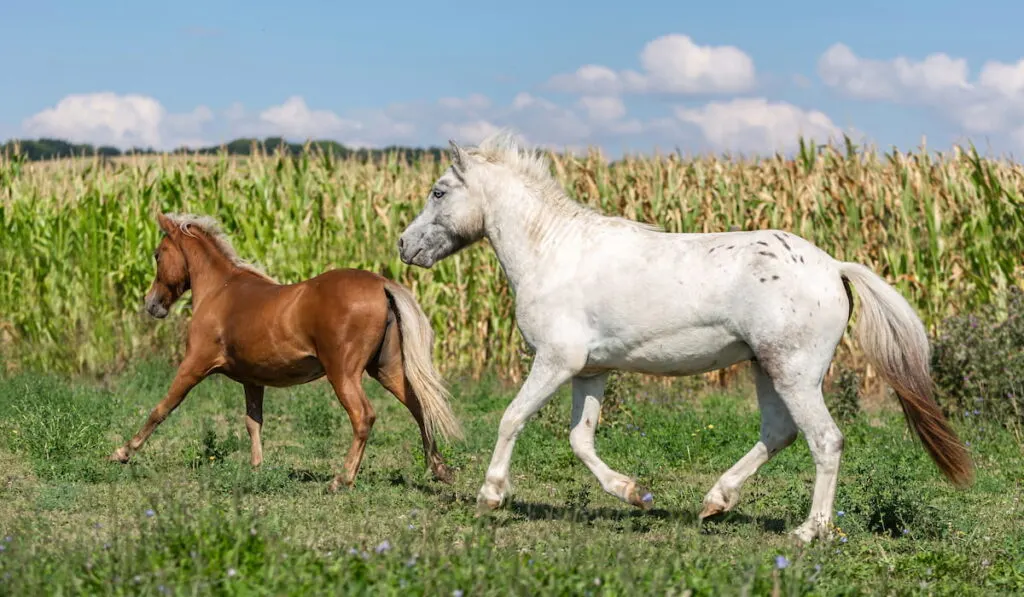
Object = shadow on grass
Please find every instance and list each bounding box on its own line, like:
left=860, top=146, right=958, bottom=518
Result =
left=286, top=468, right=335, bottom=483
left=399, top=476, right=790, bottom=534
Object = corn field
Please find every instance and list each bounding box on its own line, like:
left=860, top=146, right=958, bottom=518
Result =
left=2, top=139, right=1023, bottom=387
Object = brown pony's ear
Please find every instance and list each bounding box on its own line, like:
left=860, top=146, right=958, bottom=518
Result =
left=156, top=213, right=176, bottom=236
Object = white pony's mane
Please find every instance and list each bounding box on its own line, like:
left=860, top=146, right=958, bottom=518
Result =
left=162, top=213, right=277, bottom=283
left=465, top=130, right=663, bottom=232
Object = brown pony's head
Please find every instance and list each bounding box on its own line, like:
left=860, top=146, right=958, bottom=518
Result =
left=144, top=214, right=190, bottom=319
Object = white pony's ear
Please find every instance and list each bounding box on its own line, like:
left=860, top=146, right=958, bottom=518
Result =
left=448, top=139, right=470, bottom=173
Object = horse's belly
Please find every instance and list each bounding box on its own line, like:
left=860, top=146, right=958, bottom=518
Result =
left=222, top=354, right=326, bottom=388
left=585, top=327, right=753, bottom=377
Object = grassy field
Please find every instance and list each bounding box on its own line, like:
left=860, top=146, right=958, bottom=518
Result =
left=0, top=360, right=1021, bottom=596
left=2, top=142, right=1023, bottom=387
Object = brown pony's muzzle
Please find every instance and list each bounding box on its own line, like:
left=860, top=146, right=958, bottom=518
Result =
left=144, top=289, right=170, bottom=319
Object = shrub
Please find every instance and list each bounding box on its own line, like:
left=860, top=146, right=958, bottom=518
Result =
left=931, top=284, right=1024, bottom=426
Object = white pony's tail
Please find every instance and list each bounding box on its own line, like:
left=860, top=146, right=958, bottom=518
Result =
left=839, top=261, right=974, bottom=487
left=382, top=280, right=464, bottom=444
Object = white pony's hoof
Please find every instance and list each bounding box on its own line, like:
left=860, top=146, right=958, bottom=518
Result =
left=789, top=521, right=831, bottom=544
left=699, top=485, right=738, bottom=519
left=476, top=483, right=506, bottom=513
left=624, top=481, right=654, bottom=510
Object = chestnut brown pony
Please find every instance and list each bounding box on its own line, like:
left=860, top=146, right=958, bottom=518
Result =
left=109, top=212, right=463, bottom=491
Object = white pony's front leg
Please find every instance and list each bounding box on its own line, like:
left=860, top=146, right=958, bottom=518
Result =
left=570, top=374, right=653, bottom=509
left=477, top=351, right=580, bottom=510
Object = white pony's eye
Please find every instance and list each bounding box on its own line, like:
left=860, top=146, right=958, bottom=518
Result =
left=432, top=188, right=446, bottom=199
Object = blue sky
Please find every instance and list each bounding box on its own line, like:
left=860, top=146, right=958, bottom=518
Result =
left=3, top=0, right=1024, bottom=157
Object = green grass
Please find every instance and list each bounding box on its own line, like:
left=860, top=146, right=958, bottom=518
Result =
left=0, top=361, right=1021, bottom=595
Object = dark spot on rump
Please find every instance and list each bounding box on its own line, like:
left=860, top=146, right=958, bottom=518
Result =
left=772, top=275, right=779, bottom=280
left=585, top=418, right=592, bottom=428
left=773, top=233, right=792, bottom=252
left=758, top=251, right=778, bottom=259
left=708, top=247, right=716, bottom=254
left=727, top=245, right=735, bottom=250
left=760, top=277, right=766, bottom=283
left=799, top=255, right=805, bottom=263
left=756, top=241, right=769, bottom=246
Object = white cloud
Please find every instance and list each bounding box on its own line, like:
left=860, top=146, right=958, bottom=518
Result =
left=675, top=98, right=841, bottom=154
left=817, top=43, right=971, bottom=102
left=21, top=92, right=213, bottom=149
left=17, top=89, right=836, bottom=157
left=547, top=34, right=756, bottom=96
left=438, top=120, right=502, bottom=144
left=577, top=96, right=626, bottom=122
left=256, top=96, right=360, bottom=140
left=817, top=43, right=1024, bottom=139
left=437, top=93, right=491, bottom=111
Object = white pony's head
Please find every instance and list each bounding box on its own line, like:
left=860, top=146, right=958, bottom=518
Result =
left=397, top=138, right=488, bottom=268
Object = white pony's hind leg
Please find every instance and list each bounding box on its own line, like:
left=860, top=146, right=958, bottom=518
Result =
left=700, top=363, right=797, bottom=518
left=771, top=371, right=844, bottom=543
left=477, top=351, right=579, bottom=510
left=570, top=374, right=653, bottom=509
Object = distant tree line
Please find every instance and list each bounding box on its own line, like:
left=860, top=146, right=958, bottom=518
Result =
left=0, top=137, right=448, bottom=164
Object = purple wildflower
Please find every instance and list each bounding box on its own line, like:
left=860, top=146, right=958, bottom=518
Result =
left=144, top=509, right=155, bottom=518
left=375, top=540, right=391, bottom=554
left=775, top=555, right=790, bottom=569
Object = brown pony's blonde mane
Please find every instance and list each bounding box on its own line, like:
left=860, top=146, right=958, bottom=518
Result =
left=161, top=213, right=277, bottom=283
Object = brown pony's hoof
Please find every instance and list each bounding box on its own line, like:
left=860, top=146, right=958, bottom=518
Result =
left=108, top=447, right=131, bottom=464
left=328, top=478, right=354, bottom=493
left=432, top=464, right=454, bottom=485
left=626, top=483, right=654, bottom=510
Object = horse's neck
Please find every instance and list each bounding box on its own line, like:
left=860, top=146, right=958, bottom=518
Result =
left=181, top=236, right=237, bottom=307
left=483, top=189, right=579, bottom=294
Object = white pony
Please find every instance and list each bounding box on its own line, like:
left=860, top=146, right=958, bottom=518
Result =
left=397, top=130, right=973, bottom=543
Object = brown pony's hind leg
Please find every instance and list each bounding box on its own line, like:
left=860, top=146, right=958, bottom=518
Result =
left=109, top=353, right=210, bottom=463
left=368, top=316, right=453, bottom=484
left=324, top=368, right=377, bottom=492
left=244, top=384, right=265, bottom=467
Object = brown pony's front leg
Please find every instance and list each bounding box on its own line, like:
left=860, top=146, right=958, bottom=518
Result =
left=109, top=354, right=211, bottom=463
left=244, top=384, right=265, bottom=467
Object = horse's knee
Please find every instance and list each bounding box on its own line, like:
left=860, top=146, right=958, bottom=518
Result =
left=809, top=426, right=844, bottom=467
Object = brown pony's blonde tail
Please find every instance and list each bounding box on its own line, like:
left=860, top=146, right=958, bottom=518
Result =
left=839, top=262, right=974, bottom=487
left=383, top=280, right=464, bottom=444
